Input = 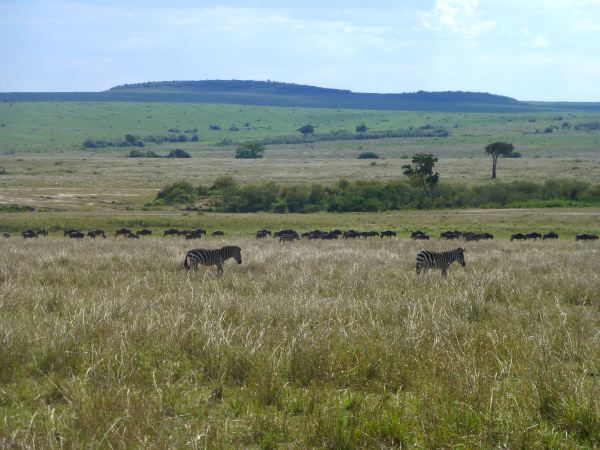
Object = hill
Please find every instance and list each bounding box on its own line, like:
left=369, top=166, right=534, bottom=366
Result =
left=3, top=79, right=600, bottom=112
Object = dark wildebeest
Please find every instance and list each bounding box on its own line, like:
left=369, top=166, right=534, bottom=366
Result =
left=274, top=229, right=297, bottom=238
left=90, top=229, right=106, bottom=238
left=441, top=231, right=461, bottom=240
left=576, top=233, right=598, bottom=241
left=69, top=231, right=85, bottom=239
left=125, top=233, right=138, bottom=239
left=137, top=229, right=152, bottom=237
left=115, top=228, right=132, bottom=237
left=380, top=230, right=397, bottom=238
left=256, top=230, right=269, bottom=239
left=412, top=231, right=430, bottom=240
left=22, top=229, right=37, bottom=239
left=279, top=233, right=299, bottom=243
left=511, top=233, right=527, bottom=241
left=87, top=231, right=98, bottom=239
left=257, top=229, right=272, bottom=236
left=36, top=229, right=48, bottom=237
left=2, top=232, right=9, bottom=238
left=164, top=229, right=179, bottom=237
left=361, top=231, right=380, bottom=238
left=212, top=231, right=224, bottom=236
left=543, top=232, right=559, bottom=240
left=63, top=228, right=77, bottom=236
left=343, top=230, right=360, bottom=239
left=185, top=231, right=203, bottom=240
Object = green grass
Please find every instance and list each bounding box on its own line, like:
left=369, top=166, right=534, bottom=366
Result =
left=0, top=236, right=599, bottom=447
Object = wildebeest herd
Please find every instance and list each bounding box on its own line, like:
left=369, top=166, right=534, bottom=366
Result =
left=3, top=226, right=598, bottom=277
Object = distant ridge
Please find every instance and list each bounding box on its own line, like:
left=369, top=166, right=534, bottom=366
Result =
left=3, top=79, right=600, bottom=112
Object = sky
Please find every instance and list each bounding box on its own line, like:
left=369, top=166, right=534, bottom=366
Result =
left=1, top=0, right=600, bottom=101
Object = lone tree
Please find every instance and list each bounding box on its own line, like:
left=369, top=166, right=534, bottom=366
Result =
left=356, top=124, right=368, bottom=133
left=235, top=141, right=265, bottom=159
left=402, top=153, right=439, bottom=197
left=298, top=124, right=315, bottom=137
left=485, top=142, right=514, bottom=179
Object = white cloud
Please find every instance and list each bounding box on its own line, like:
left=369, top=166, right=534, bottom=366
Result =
left=422, top=0, right=496, bottom=36
left=532, top=35, right=548, bottom=47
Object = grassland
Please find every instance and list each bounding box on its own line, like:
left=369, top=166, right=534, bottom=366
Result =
left=1, top=235, right=599, bottom=448
left=1, top=102, right=600, bottom=211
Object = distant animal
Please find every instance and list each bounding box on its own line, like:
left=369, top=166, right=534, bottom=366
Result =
left=274, top=229, right=297, bottom=238
left=68, top=231, right=85, bottom=239
left=257, top=229, right=272, bottom=236
left=36, top=229, right=48, bottom=237
left=576, top=233, right=598, bottom=241
left=212, top=231, right=224, bottom=236
left=184, top=246, right=242, bottom=274
left=412, top=231, right=430, bottom=240
left=279, top=233, right=299, bottom=243
left=511, top=233, right=527, bottom=241
left=416, top=248, right=466, bottom=278
left=464, top=232, right=494, bottom=242
left=87, top=231, right=98, bottom=239
left=543, top=232, right=559, bottom=240
left=137, top=229, right=152, bottom=237
left=90, top=229, right=106, bottom=238
left=185, top=231, right=203, bottom=240
left=2, top=232, right=9, bottom=238
left=21, top=229, right=37, bottom=239
left=343, top=230, right=360, bottom=239
left=125, top=233, right=138, bottom=239
left=256, top=230, right=269, bottom=239
left=115, top=228, right=132, bottom=237
left=164, top=229, right=179, bottom=237
left=441, top=231, right=461, bottom=240
left=361, top=231, right=379, bottom=238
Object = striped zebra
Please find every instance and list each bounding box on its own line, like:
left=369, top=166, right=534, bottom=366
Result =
left=184, top=246, right=242, bottom=274
left=416, top=247, right=466, bottom=278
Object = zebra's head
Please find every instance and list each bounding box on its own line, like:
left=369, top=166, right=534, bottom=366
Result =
left=456, top=247, right=466, bottom=266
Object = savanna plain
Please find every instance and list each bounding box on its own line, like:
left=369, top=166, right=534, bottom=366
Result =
left=1, top=100, right=600, bottom=448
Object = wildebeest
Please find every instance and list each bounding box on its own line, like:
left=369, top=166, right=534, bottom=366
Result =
left=212, top=231, right=224, bottom=236
left=185, top=231, right=203, bottom=240
left=87, top=231, right=98, bottom=239
left=22, top=229, right=37, bottom=239
left=511, top=233, right=527, bottom=241
left=256, top=230, right=269, bottom=239
left=279, top=233, right=299, bottom=243
left=69, top=231, right=85, bottom=239
left=440, top=231, right=461, bottom=240
left=543, top=232, right=559, bottom=240
left=360, top=231, right=380, bottom=238
left=125, top=233, right=138, bottom=239
left=90, top=229, right=106, bottom=238
left=2, top=232, right=9, bottom=238
left=412, top=231, right=430, bottom=240
left=576, top=233, right=599, bottom=241
left=257, top=229, right=271, bottom=236
left=464, top=232, right=494, bottom=242
left=274, top=229, right=297, bottom=238
left=380, top=230, right=397, bottom=238
left=137, top=229, right=152, bottom=237
left=36, top=229, right=48, bottom=237
left=115, top=228, right=132, bottom=237
left=164, top=228, right=179, bottom=237
left=63, top=228, right=77, bottom=236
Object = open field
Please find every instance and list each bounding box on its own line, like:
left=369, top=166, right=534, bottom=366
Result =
left=1, top=102, right=600, bottom=210
left=0, top=235, right=599, bottom=448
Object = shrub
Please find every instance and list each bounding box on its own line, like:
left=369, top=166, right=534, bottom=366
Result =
left=211, top=176, right=237, bottom=191
left=165, top=149, right=191, bottom=158
left=154, top=181, right=198, bottom=205
left=358, top=152, right=379, bottom=159
left=235, top=142, right=265, bottom=159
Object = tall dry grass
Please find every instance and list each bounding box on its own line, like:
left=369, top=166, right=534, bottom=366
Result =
left=0, top=237, right=599, bottom=448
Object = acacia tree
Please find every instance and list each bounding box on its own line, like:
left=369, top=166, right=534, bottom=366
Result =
left=485, top=142, right=514, bottom=179
left=298, top=124, right=315, bottom=137
left=402, top=153, right=439, bottom=197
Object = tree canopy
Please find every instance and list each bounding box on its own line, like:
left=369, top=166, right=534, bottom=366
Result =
left=485, top=142, right=514, bottom=179
left=298, top=124, right=315, bottom=136
left=235, top=141, right=265, bottom=159
left=402, top=153, right=439, bottom=197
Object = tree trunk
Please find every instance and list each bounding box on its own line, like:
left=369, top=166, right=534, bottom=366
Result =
left=492, top=155, right=497, bottom=179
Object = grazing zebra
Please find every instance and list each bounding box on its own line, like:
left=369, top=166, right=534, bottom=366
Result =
left=416, top=248, right=466, bottom=278
left=184, top=246, right=242, bottom=274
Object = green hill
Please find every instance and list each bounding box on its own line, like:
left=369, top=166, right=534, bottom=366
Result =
left=3, top=79, right=600, bottom=112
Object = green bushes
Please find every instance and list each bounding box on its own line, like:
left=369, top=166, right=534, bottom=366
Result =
left=358, top=152, right=379, bottom=159
left=153, top=178, right=600, bottom=211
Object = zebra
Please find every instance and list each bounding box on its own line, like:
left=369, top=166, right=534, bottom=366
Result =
left=416, top=248, right=466, bottom=278
left=184, top=246, right=242, bottom=274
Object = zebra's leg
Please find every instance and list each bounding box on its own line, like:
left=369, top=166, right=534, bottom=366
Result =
left=216, top=258, right=224, bottom=275
left=416, top=265, right=422, bottom=275
left=441, top=268, right=448, bottom=278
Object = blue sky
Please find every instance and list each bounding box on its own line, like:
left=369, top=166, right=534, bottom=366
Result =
left=1, top=0, right=600, bottom=101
